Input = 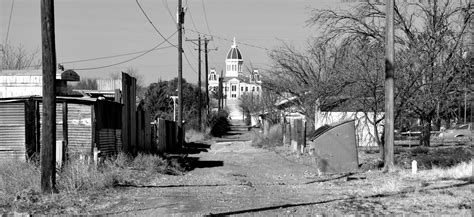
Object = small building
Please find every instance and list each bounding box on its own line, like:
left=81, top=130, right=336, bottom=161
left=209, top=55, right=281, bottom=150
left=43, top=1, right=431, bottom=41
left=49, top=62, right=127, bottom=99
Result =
left=275, top=95, right=384, bottom=147
left=0, top=96, right=122, bottom=161
left=0, top=69, right=80, bottom=97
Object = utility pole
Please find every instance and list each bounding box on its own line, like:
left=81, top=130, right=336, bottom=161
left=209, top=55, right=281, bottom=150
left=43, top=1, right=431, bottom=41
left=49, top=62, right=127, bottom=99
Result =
left=203, top=37, right=216, bottom=117
left=177, top=0, right=184, bottom=146
left=198, top=36, right=201, bottom=131
left=186, top=36, right=203, bottom=131
left=383, top=0, right=395, bottom=173
left=204, top=39, right=209, bottom=115
left=218, top=71, right=223, bottom=111
left=40, top=0, right=57, bottom=193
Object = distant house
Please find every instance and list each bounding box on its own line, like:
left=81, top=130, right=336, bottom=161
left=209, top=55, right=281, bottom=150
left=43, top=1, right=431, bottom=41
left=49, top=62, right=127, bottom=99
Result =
left=0, top=69, right=80, bottom=97
left=276, top=95, right=383, bottom=147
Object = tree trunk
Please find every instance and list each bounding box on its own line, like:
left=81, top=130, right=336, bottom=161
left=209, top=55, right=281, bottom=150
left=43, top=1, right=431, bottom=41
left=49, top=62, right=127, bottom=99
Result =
left=380, top=128, right=385, bottom=161
left=419, top=116, right=431, bottom=147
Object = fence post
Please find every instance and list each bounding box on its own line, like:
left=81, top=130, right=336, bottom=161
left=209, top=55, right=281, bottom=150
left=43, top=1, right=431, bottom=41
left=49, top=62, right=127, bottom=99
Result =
left=284, top=120, right=291, bottom=147
left=25, top=98, right=37, bottom=158
left=144, top=109, right=151, bottom=153
left=291, top=119, right=298, bottom=152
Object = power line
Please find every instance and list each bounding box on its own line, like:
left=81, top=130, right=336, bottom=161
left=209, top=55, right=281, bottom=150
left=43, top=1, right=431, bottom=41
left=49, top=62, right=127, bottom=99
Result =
left=162, top=0, right=176, bottom=23
left=201, top=0, right=216, bottom=47
left=185, top=0, right=199, bottom=32
left=60, top=45, right=175, bottom=64
left=73, top=31, right=178, bottom=71
left=183, top=51, right=198, bottom=74
left=186, top=28, right=269, bottom=51
left=201, top=0, right=211, bottom=34
left=4, top=0, right=15, bottom=46
left=136, top=0, right=177, bottom=48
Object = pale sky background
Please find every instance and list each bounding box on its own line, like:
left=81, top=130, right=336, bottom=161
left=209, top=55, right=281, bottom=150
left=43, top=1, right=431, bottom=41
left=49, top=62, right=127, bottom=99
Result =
left=1, top=0, right=346, bottom=85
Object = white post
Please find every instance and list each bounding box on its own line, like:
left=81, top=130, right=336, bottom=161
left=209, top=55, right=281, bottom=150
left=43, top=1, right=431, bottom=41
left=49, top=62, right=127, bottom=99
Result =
left=171, top=96, right=178, bottom=122
left=412, top=160, right=418, bottom=174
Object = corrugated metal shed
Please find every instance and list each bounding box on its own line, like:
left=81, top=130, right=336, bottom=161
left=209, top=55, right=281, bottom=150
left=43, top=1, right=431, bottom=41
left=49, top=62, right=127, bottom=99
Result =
left=0, top=102, right=26, bottom=160
left=0, top=96, right=125, bottom=162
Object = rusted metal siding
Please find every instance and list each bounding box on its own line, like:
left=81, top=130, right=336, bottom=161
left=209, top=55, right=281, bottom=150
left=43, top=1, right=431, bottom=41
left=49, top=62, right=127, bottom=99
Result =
left=97, top=129, right=122, bottom=156
left=0, top=102, right=26, bottom=160
left=67, top=103, right=92, bottom=155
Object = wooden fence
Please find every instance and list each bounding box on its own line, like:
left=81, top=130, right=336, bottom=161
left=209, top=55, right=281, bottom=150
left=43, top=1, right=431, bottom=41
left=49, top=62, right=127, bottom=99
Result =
left=153, top=118, right=181, bottom=153
left=119, top=72, right=182, bottom=155
left=282, top=118, right=306, bottom=153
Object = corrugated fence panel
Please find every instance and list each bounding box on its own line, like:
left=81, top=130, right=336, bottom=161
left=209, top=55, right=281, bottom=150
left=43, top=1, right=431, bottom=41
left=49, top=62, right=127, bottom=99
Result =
left=97, top=79, right=122, bottom=91
left=97, top=128, right=122, bottom=156
left=68, top=104, right=92, bottom=155
left=0, top=102, right=26, bottom=161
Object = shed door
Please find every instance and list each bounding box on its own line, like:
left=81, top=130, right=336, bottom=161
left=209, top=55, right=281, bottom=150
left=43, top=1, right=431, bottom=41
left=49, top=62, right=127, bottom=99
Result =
left=0, top=102, right=26, bottom=161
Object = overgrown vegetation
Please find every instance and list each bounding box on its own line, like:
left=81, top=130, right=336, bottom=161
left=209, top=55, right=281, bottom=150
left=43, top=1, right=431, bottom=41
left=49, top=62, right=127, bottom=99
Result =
left=144, top=78, right=205, bottom=131
left=395, top=146, right=473, bottom=169
left=208, top=110, right=231, bottom=137
left=0, top=153, right=186, bottom=213
left=251, top=124, right=283, bottom=149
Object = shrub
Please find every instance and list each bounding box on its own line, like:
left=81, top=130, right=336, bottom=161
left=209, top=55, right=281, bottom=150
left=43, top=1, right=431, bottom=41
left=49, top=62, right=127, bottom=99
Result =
left=208, top=110, right=231, bottom=137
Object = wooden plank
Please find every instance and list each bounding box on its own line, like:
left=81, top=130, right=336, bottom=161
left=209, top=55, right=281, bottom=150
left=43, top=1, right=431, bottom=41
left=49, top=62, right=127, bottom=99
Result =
left=25, top=99, right=37, bottom=158
left=130, top=77, right=137, bottom=155
left=91, top=104, right=96, bottom=158
left=144, top=109, right=152, bottom=153
left=121, top=72, right=131, bottom=154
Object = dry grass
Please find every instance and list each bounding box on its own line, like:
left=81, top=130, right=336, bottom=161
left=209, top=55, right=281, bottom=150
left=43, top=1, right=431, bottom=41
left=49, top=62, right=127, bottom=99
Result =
left=0, top=152, right=186, bottom=213
left=415, top=160, right=473, bottom=181
left=0, top=159, right=41, bottom=205
left=252, top=125, right=283, bottom=148
left=370, top=178, right=404, bottom=195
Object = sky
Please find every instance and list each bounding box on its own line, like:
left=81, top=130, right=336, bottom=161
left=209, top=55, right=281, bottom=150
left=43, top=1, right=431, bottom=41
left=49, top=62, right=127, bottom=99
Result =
left=1, top=0, right=344, bottom=86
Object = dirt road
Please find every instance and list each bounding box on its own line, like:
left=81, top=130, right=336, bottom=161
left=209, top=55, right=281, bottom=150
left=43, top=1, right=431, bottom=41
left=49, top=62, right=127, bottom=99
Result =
left=90, top=121, right=472, bottom=216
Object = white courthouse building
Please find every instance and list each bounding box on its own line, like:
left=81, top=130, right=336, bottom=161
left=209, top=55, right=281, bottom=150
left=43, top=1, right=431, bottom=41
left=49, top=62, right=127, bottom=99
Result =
left=208, top=39, right=262, bottom=103
left=208, top=39, right=262, bottom=120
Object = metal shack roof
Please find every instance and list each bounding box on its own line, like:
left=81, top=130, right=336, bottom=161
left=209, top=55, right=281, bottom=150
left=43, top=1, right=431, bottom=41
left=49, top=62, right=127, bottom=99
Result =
left=0, top=96, right=102, bottom=105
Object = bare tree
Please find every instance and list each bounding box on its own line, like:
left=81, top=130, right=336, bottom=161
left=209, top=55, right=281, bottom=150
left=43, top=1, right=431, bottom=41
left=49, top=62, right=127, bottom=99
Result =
left=308, top=0, right=472, bottom=146
left=1, top=44, right=41, bottom=70
left=266, top=39, right=355, bottom=128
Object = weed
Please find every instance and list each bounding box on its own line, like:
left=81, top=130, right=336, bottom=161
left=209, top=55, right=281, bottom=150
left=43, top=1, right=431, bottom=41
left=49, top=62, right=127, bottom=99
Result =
left=252, top=125, right=283, bottom=148
left=0, top=152, right=187, bottom=213
left=0, top=160, right=40, bottom=197
left=411, top=146, right=429, bottom=155
left=185, top=129, right=209, bottom=143
left=417, top=160, right=473, bottom=181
